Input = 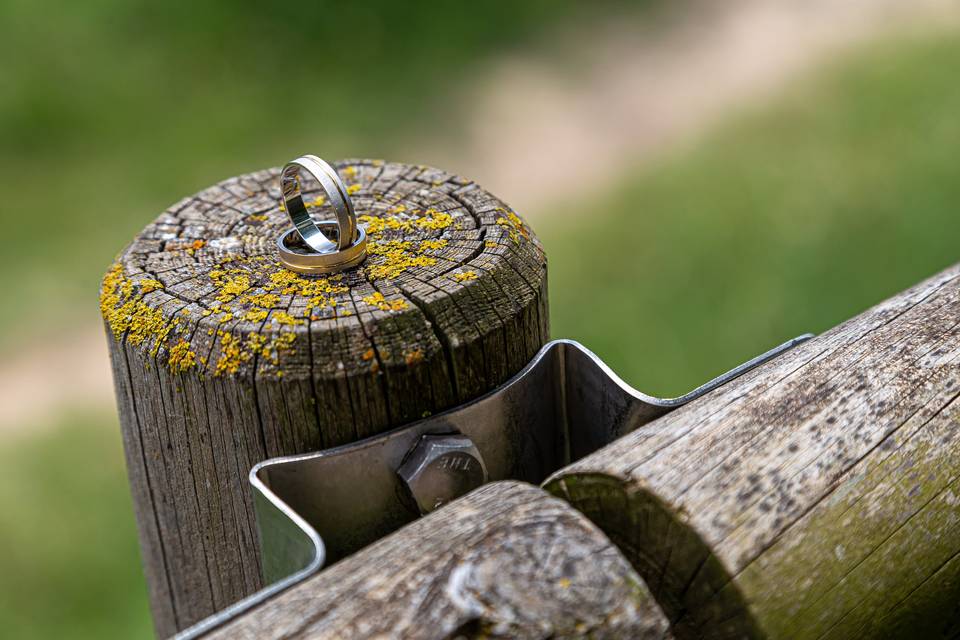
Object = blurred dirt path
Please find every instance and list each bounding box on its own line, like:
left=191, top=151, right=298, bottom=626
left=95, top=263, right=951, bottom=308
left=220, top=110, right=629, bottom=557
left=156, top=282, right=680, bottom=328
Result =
left=2, top=0, right=958, bottom=436
left=0, top=329, right=114, bottom=435
left=426, top=0, right=960, bottom=223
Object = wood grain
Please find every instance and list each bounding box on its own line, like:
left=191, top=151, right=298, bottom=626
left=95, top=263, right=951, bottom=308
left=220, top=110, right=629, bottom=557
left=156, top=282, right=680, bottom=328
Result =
left=205, top=481, right=672, bottom=640
left=545, top=263, right=960, bottom=639
left=101, top=160, right=548, bottom=636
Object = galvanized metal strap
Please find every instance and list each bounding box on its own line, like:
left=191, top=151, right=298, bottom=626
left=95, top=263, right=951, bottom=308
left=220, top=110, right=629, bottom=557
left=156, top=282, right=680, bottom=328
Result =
left=177, top=334, right=813, bottom=639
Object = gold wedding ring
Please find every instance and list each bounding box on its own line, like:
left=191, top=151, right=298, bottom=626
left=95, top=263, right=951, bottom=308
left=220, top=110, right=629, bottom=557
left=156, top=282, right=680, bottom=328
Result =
left=276, top=224, right=368, bottom=275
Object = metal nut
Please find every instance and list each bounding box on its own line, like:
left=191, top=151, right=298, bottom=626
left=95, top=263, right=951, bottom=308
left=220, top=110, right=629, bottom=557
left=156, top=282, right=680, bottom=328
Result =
left=397, top=434, right=488, bottom=515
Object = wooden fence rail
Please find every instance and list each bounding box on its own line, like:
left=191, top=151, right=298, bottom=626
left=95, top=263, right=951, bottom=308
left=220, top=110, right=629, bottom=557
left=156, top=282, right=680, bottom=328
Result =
left=207, top=482, right=672, bottom=640
left=547, top=263, right=960, bottom=639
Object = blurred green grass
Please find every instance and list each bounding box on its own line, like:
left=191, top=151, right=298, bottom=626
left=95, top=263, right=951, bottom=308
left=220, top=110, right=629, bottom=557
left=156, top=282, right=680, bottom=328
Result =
left=3, top=13, right=960, bottom=640
left=546, top=27, right=960, bottom=395
left=0, top=413, right=150, bottom=639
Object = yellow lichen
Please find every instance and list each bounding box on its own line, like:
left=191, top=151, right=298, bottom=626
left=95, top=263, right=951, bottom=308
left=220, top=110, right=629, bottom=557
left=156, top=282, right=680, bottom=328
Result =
left=495, top=208, right=530, bottom=245
left=211, top=271, right=251, bottom=303
left=261, top=331, right=296, bottom=367
left=404, top=349, right=424, bottom=365
left=358, top=208, right=453, bottom=236
left=168, top=339, right=197, bottom=374
left=418, top=239, right=448, bottom=253
left=139, top=279, right=163, bottom=294
left=361, top=292, right=409, bottom=312
left=100, top=263, right=181, bottom=360
left=265, top=269, right=347, bottom=310
left=365, top=247, right=437, bottom=280
left=244, top=309, right=268, bottom=323
left=358, top=214, right=403, bottom=235
left=271, top=311, right=304, bottom=326
left=212, top=330, right=296, bottom=376
left=414, top=209, right=453, bottom=231
left=451, top=271, right=478, bottom=282
left=367, top=239, right=403, bottom=254
left=183, top=259, right=327, bottom=374
left=100, top=265, right=129, bottom=312
left=346, top=183, right=361, bottom=195
left=124, top=302, right=168, bottom=348
left=214, top=332, right=246, bottom=376
left=274, top=332, right=297, bottom=349
left=246, top=333, right=269, bottom=357
left=240, top=292, right=280, bottom=309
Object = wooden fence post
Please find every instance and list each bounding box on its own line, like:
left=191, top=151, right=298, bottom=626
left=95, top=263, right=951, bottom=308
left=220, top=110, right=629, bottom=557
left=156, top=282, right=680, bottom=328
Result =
left=101, top=159, right=548, bottom=636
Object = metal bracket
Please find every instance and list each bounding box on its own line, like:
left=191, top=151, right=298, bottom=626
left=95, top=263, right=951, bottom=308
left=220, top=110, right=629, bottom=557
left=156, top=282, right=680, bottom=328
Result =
left=176, top=334, right=812, bottom=638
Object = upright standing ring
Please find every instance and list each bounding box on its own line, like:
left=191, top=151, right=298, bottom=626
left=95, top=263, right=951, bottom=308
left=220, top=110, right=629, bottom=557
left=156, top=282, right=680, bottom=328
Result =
left=280, top=155, right=358, bottom=253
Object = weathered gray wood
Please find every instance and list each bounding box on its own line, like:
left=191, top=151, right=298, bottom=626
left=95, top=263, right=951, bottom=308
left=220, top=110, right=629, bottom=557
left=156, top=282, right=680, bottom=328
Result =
left=101, top=160, right=548, bottom=636
left=205, top=481, right=672, bottom=640
left=545, top=263, right=960, bottom=639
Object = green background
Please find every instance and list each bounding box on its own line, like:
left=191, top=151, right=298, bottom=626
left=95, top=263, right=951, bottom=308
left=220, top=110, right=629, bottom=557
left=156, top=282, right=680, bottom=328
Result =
left=1, top=2, right=957, bottom=637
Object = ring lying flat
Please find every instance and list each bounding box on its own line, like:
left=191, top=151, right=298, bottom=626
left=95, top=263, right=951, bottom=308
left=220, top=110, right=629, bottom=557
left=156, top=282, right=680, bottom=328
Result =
left=276, top=223, right=367, bottom=275
left=281, top=155, right=358, bottom=253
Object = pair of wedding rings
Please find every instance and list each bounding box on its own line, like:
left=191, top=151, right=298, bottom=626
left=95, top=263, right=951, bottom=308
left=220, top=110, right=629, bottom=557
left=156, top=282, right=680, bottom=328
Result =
left=276, top=155, right=368, bottom=274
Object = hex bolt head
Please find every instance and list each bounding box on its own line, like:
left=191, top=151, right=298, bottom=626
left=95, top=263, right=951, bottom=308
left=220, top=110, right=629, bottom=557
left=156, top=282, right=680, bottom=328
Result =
left=397, top=433, right=488, bottom=515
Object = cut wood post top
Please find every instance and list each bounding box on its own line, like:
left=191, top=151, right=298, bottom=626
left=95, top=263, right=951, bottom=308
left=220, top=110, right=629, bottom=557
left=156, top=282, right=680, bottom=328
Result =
left=544, top=263, right=960, bottom=639
left=101, top=159, right=548, bottom=448
left=204, top=481, right=673, bottom=640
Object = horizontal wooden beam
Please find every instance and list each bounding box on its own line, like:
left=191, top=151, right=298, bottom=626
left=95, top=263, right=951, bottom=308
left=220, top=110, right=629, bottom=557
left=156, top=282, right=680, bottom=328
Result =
left=204, top=482, right=671, bottom=639
left=545, top=264, right=960, bottom=639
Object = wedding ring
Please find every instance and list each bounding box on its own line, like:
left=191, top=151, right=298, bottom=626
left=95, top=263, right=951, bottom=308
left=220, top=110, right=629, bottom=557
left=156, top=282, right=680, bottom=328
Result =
left=281, top=155, right=358, bottom=253
left=276, top=223, right=367, bottom=274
